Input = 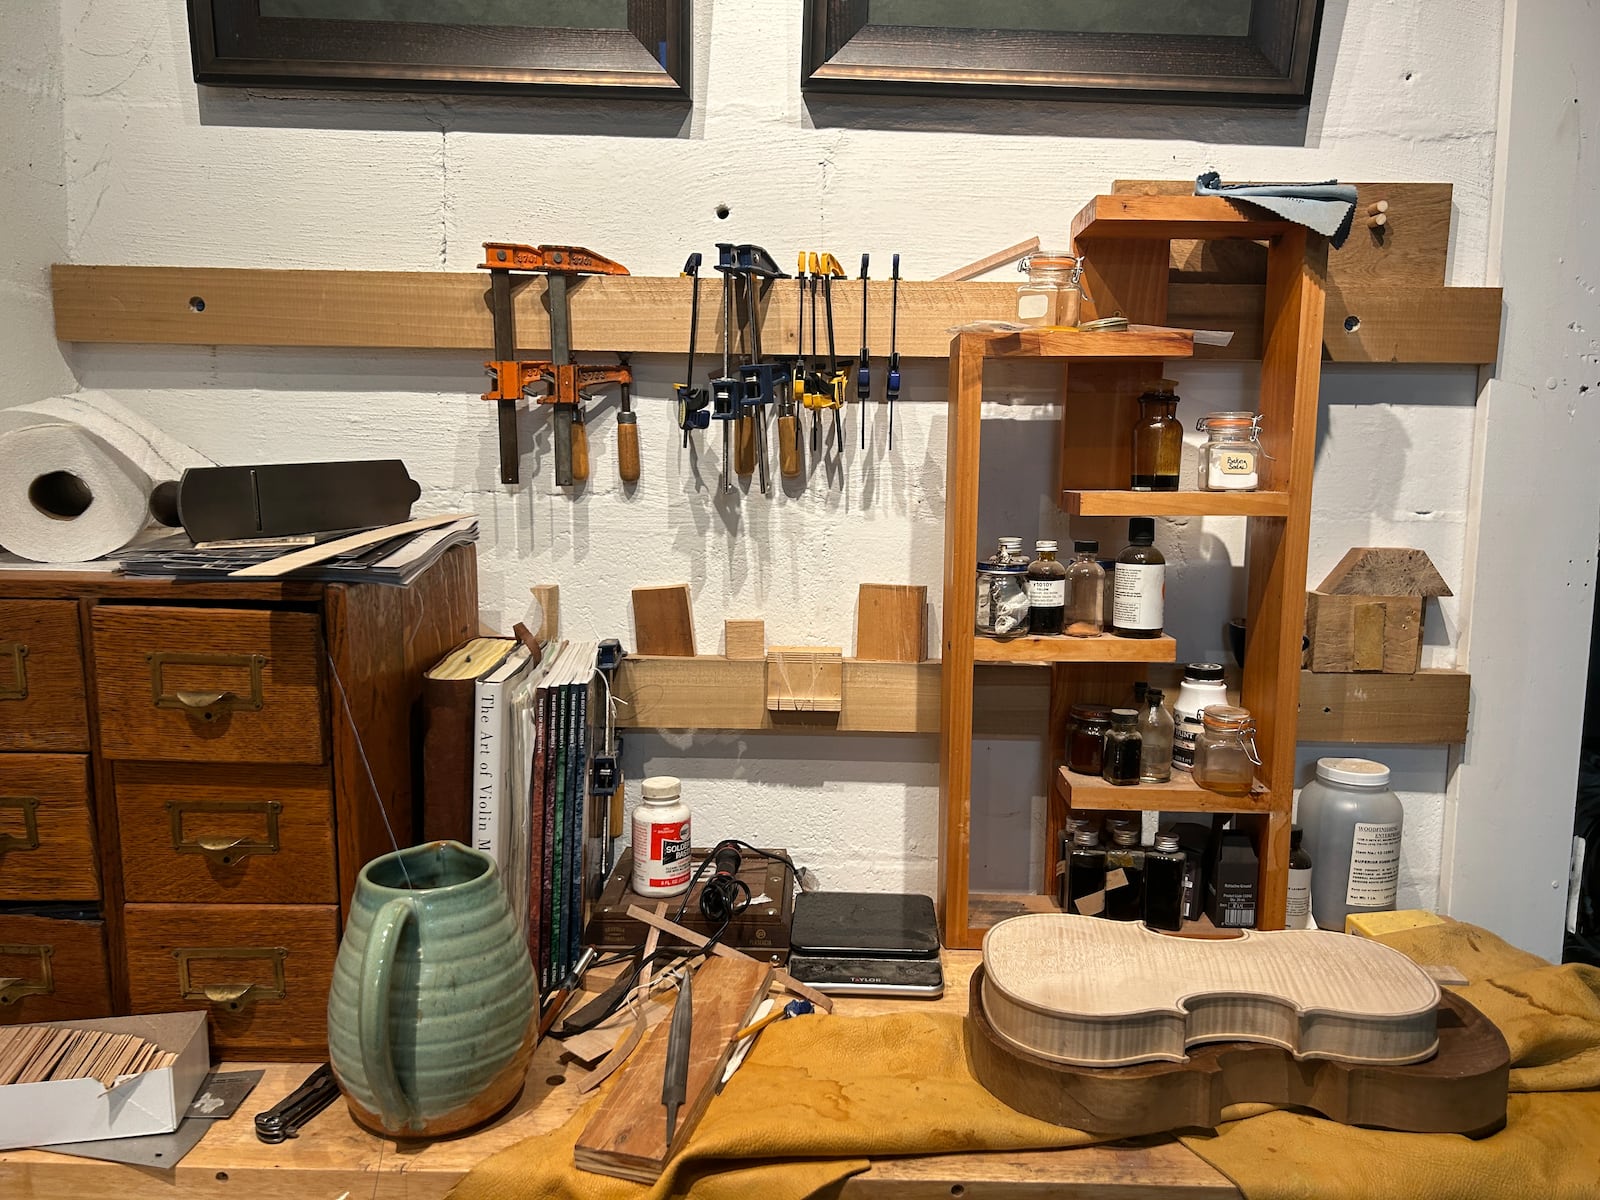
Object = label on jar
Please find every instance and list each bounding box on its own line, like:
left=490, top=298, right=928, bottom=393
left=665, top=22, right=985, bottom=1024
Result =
left=1345, top=821, right=1400, bottom=906
left=1172, top=717, right=1200, bottom=771
left=1222, top=451, right=1256, bottom=474
left=1113, top=563, right=1165, bottom=631
left=1027, top=578, right=1065, bottom=607
left=1287, top=866, right=1313, bottom=928
left=976, top=577, right=994, bottom=630
left=635, top=818, right=691, bottom=888
left=1017, top=291, right=1051, bottom=322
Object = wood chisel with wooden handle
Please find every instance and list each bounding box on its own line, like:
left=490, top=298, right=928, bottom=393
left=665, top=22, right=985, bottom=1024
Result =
left=616, top=357, right=640, bottom=483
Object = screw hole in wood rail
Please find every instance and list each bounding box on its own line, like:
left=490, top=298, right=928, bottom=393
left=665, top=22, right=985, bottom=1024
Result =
left=188, top=295, right=206, bottom=312
left=1344, top=315, right=1361, bottom=332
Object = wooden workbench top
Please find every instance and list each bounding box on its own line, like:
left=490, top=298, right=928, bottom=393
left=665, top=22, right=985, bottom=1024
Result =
left=0, top=952, right=1239, bottom=1200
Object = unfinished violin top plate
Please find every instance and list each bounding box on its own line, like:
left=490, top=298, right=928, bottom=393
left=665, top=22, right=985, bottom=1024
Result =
left=981, top=914, right=1440, bottom=1068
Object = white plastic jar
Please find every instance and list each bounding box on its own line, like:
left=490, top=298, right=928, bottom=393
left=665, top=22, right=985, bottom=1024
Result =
left=1171, top=662, right=1228, bottom=773
left=1297, top=758, right=1403, bottom=931
left=631, top=776, right=692, bottom=897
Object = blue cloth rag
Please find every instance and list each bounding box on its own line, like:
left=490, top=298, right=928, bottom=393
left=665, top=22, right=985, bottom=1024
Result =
left=1194, top=172, right=1360, bottom=248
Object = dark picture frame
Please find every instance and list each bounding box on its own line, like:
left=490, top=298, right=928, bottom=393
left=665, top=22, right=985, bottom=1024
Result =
left=803, top=1, right=1325, bottom=106
left=186, top=2, right=691, bottom=98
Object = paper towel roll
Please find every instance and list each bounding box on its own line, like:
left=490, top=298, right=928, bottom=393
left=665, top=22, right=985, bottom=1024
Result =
left=0, top=393, right=210, bottom=564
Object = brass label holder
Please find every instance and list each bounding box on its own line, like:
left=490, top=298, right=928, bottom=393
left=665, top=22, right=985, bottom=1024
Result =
left=0, top=943, right=55, bottom=1006
left=0, top=795, right=40, bottom=854
left=147, top=652, right=266, bottom=722
left=173, top=945, right=288, bottom=1012
left=0, top=642, right=27, bottom=702
left=166, top=799, right=283, bottom=867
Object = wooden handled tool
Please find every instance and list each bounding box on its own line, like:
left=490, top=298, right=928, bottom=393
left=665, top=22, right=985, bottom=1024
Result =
left=617, top=362, right=639, bottom=483
left=778, top=410, right=800, bottom=477
left=571, top=408, right=591, bottom=482
left=735, top=413, right=757, bottom=476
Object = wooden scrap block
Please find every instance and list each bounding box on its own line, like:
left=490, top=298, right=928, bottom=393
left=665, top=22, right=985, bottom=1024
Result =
left=723, top=619, right=765, bottom=660
left=855, top=584, right=929, bottom=662
left=632, top=585, right=695, bottom=657
left=1318, top=548, right=1452, bottom=597
left=573, top=953, right=773, bottom=1182
left=1306, top=592, right=1423, bottom=673
left=529, top=584, right=560, bottom=644
left=766, top=646, right=843, bottom=713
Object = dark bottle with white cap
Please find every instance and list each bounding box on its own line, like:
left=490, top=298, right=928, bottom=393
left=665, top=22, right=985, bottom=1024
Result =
left=1112, top=518, right=1165, bottom=638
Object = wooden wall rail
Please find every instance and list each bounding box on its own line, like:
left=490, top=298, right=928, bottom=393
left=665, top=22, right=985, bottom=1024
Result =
left=52, top=265, right=1501, bottom=365
left=614, top=656, right=1470, bottom=744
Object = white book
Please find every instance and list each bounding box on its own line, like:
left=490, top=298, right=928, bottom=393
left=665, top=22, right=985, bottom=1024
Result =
left=472, top=644, right=531, bottom=864
left=503, top=642, right=559, bottom=934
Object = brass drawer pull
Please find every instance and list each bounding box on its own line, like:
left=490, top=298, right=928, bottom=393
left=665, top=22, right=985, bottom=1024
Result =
left=0, top=943, right=55, bottom=1005
left=166, top=799, right=283, bottom=867
left=0, top=642, right=27, bottom=702
left=173, top=945, right=288, bottom=1012
left=0, top=795, right=40, bottom=854
left=147, top=652, right=266, bottom=721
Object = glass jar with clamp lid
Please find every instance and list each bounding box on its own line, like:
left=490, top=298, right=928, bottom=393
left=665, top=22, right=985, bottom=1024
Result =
left=1016, top=253, right=1084, bottom=328
left=1197, top=411, right=1264, bottom=491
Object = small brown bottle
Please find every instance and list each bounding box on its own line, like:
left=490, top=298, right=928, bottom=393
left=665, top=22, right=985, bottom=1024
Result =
left=1026, top=540, right=1067, bottom=635
left=1112, top=518, right=1166, bottom=639
left=1131, top=381, right=1182, bottom=491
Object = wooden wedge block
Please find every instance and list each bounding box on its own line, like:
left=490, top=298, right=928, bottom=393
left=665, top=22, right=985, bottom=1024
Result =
left=723, top=620, right=765, bottom=660
left=1318, top=547, right=1453, bottom=597
left=632, top=586, right=695, bottom=656
left=529, top=584, right=560, bottom=643
left=855, top=584, right=929, bottom=662
left=574, top=954, right=773, bottom=1183
left=766, top=647, right=843, bottom=713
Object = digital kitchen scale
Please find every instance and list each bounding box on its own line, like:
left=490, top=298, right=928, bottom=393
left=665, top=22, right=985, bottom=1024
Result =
left=785, top=891, right=944, bottom=998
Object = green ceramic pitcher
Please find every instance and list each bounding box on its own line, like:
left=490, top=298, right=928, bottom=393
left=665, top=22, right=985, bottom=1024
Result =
left=327, top=841, right=536, bottom=1138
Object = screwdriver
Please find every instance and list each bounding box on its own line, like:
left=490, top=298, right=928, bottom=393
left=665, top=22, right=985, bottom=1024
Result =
left=887, top=253, right=901, bottom=451
left=616, top=354, right=639, bottom=484
left=856, top=253, right=870, bottom=449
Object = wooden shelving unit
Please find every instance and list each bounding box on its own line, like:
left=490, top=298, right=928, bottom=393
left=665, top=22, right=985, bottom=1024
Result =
left=938, top=194, right=1327, bottom=949
left=971, top=634, right=1177, bottom=665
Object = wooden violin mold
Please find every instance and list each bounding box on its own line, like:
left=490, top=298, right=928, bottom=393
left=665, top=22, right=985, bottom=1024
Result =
left=981, top=915, right=1440, bottom=1068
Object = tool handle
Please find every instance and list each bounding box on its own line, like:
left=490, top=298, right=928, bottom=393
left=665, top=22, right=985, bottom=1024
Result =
left=778, top=414, right=800, bottom=478
left=735, top=413, right=757, bottom=476
left=571, top=418, right=590, bottom=482
left=609, top=778, right=625, bottom=840
left=617, top=414, right=640, bottom=483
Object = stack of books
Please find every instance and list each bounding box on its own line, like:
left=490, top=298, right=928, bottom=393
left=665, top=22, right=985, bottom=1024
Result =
left=422, top=636, right=601, bottom=997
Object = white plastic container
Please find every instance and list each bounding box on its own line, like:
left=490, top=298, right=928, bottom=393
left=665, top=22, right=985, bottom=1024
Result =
left=1297, top=757, right=1403, bottom=931
left=631, top=775, right=692, bottom=897
left=1171, top=662, right=1228, bottom=774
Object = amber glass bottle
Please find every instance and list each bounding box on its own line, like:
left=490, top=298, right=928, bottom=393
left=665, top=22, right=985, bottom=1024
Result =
left=1131, top=382, right=1182, bottom=491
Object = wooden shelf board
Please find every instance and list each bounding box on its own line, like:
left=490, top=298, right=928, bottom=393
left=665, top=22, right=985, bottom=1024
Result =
left=959, top=326, right=1194, bottom=360
left=973, top=634, right=1177, bottom=665
left=49, top=265, right=1500, bottom=365
left=1057, top=767, right=1273, bottom=814
left=1072, top=194, right=1294, bottom=243
left=1060, top=490, right=1291, bottom=517
left=1297, top=668, right=1470, bottom=743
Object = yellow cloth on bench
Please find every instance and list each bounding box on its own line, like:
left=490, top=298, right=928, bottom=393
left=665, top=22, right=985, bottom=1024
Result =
left=452, top=922, right=1600, bottom=1200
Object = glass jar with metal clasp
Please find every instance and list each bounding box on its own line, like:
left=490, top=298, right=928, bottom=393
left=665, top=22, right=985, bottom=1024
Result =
left=1016, top=253, right=1085, bottom=328
left=1192, top=705, right=1261, bottom=797
left=1197, top=411, right=1265, bottom=491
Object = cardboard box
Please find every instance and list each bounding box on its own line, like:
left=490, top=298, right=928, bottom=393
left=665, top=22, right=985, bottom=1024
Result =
left=0, top=1010, right=209, bottom=1151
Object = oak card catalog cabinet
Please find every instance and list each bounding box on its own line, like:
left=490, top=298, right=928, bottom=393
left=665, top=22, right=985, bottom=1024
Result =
left=0, top=546, right=476, bottom=1059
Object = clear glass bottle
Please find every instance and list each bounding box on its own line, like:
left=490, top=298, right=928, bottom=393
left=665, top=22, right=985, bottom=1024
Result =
left=1142, top=830, right=1186, bottom=931
left=1104, top=823, right=1146, bottom=921
left=1101, top=708, right=1142, bottom=786
left=976, top=536, right=1030, bottom=638
left=1066, top=828, right=1107, bottom=918
left=1016, top=253, right=1084, bottom=328
left=1286, top=824, right=1314, bottom=929
left=1197, top=411, right=1263, bottom=491
left=1138, top=688, right=1175, bottom=784
left=1192, top=705, right=1260, bottom=797
left=1026, top=540, right=1067, bottom=636
left=1131, top=382, right=1182, bottom=492
left=1064, top=540, right=1105, bottom=637
left=1298, top=758, right=1403, bottom=931
left=1112, top=518, right=1165, bottom=639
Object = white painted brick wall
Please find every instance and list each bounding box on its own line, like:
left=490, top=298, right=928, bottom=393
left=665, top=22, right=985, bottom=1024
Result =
left=32, top=0, right=1505, bottom=904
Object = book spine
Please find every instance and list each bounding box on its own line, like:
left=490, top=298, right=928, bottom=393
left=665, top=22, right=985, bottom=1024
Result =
left=420, top=676, right=473, bottom=844
left=472, top=680, right=502, bottom=863
left=527, top=685, right=548, bottom=976
left=567, top=678, right=590, bottom=973
left=550, top=684, right=570, bottom=986
left=538, top=682, right=559, bottom=994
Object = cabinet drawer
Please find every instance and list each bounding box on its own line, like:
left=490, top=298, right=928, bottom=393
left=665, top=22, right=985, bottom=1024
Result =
left=0, top=755, right=98, bottom=901
left=0, top=600, right=88, bottom=752
left=116, top=762, right=337, bottom=906
left=0, top=913, right=112, bottom=1025
left=93, top=607, right=327, bottom=764
left=124, top=903, right=338, bottom=1059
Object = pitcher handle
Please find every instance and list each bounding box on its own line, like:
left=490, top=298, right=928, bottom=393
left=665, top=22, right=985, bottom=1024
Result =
left=359, top=897, right=414, bottom=1131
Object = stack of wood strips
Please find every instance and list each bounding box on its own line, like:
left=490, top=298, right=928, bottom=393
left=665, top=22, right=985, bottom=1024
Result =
left=0, top=1024, right=175, bottom=1088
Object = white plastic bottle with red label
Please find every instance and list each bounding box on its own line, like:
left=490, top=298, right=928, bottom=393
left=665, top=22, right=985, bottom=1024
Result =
left=632, top=775, right=692, bottom=897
